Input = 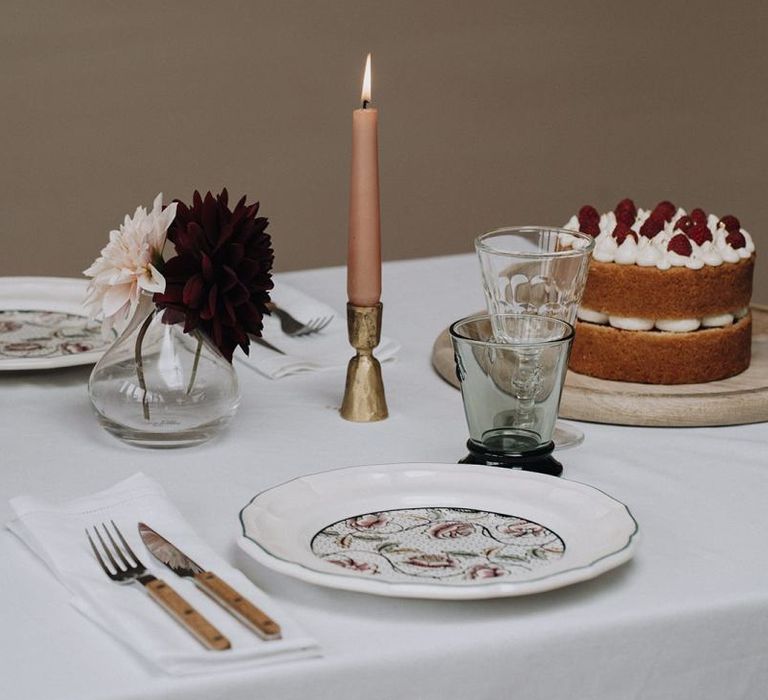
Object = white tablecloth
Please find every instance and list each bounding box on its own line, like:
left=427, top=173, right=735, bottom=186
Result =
left=1, top=254, right=767, bottom=700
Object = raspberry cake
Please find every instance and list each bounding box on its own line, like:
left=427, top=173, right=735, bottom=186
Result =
left=564, top=199, right=755, bottom=384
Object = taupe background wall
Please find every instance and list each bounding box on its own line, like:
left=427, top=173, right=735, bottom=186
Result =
left=2, top=0, right=766, bottom=301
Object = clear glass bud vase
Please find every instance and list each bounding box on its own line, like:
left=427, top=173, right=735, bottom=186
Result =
left=88, top=294, right=240, bottom=448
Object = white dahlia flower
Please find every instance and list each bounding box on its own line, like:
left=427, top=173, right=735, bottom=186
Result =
left=84, top=193, right=177, bottom=335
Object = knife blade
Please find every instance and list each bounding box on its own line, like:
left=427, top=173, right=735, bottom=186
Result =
left=138, top=523, right=282, bottom=640
left=251, top=336, right=286, bottom=355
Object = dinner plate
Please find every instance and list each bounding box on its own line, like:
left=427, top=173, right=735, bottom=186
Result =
left=0, top=277, right=111, bottom=370
left=238, top=463, right=639, bottom=600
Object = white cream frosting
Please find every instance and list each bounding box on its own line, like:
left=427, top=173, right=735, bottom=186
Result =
left=609, top=315, right=654, bottom=331
left=563, top=208, right=755, bottom=269
left=576, top=307, right=609, bottom=324
left=614, top=237, right=638, bottom=265
left=636, top=244, right=662, bottom=267
left=701, top=313, right=734, bottom=327
left=655, top=318, right=701, bottom=332
left=578, top=306, right=747, bottom=332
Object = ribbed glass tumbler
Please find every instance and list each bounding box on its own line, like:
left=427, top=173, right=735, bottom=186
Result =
left=475, top=226, right=593, bottom=450
left=450, top=313, right=574, bottom=476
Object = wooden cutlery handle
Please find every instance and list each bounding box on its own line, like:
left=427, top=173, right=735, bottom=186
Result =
left=145, top=578, right=231, bottom=651
left=194, top=571, right=282, bottom=640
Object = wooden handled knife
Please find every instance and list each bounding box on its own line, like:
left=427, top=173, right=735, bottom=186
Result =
left=138, top=522, right=282, bottom=641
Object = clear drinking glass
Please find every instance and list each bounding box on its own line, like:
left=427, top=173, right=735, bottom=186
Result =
left=475, top=227, right=594, bottom=449
left=450, top=313, right=574, bottom=475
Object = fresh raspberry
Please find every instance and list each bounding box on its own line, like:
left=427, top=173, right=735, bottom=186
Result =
left=611, top=222, right=637, bottom=245
left=674, top=215, right=693, bottom=233
left=652, top=200, right=676, bottom=222
left=577, top=205, right=600, bottom=235
left=615, top=198, right=636, bottom=213
left=719, top=215, right=741, bottom=233
left=615, top=210, right=635, bottom=226
left=725, top=230, right=747, bottom=249
left=614, top=198, right=637, bottom=225
left=690, top=208, right=707, bottom=225
left=578, top=205, right=599, bottom=225
left=615, top=210, right=636, bottom=226
left=687, top=223, right=713, bottom=246
left=667, top=233, right=693, bottom=256
left=639, top=214, right=664, bottom=238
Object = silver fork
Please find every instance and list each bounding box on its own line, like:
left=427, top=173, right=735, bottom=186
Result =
left=268, top=303, right=333, bottom=337
left=86, top=521, right=230, bottom=651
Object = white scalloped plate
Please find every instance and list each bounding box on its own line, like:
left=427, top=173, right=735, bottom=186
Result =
left=238, top=463, right=638, bottom=600
left=0, top=277, right=110, bottom=370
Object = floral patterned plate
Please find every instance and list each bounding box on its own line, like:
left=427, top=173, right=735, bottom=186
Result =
left=238, top=463, right=639, bottom=599
left=0, top=277, right=110, bottom=370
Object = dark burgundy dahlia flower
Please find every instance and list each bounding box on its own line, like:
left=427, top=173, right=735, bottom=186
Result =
left=154, top=189, right=274, bottom=362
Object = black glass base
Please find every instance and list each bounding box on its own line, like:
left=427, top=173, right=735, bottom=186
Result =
left=459, top=440, right=563, bottom=477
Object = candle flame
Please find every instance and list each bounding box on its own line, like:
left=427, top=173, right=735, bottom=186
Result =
left=361, top=53, right=372, bottom=106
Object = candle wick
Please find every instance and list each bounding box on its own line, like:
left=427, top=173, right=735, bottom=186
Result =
left=362, top=99, right=370, bottom=109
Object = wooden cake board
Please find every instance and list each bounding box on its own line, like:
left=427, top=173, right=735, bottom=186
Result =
left=431, top=305, right=768, bottom=427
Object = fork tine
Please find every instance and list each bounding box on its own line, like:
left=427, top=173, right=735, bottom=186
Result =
left=103, top=523, right=132, bottom=569
left=296, top=318, right=317, bottom=337
left=110, top=520, right=143, bottom=567
left=93, top=525, right=121, bottom=573
left=296, top=316, right=331, bottom=336
left=86, top=528, right=113, bottom=577
left=293, top=322, right=314, bottom=336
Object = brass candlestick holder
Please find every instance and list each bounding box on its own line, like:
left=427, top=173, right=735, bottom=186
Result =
left=340, top=302, right=388, bottom=422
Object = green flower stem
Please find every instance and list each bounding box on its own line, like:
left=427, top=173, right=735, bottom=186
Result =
left=134, top=313, right=154, bottom=421
left=186, top=334, right=204, bottom=395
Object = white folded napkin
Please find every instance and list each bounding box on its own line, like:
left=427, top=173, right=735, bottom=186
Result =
left=237, top=283, right=400, bottom=379
left=6, top=473, right=320, bottom=676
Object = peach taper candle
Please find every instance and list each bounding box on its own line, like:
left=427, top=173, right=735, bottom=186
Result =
left=341, top=54, right=388, bottom=422
left=346, top=53, right=381, bottom=307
